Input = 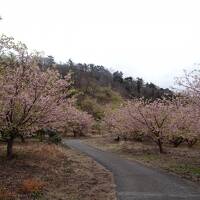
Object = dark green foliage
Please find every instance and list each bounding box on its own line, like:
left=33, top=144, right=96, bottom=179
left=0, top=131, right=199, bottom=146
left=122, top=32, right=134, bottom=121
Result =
left=113, top=71, right=123, bottom=83
left=131, top=132, right=144, bottom=142
left=39, top=55, right=55, bottom=69
left=35, top=129, right=45, bottom=142
left=36, top=128, right=62, bottom=144
left=48, top=133, right=62, bottom=144
left=47, top=129, right=62, bottom=144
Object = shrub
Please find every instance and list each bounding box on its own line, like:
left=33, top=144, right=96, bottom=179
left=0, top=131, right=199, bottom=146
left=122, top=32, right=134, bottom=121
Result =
left=45, top=129, right=62, bottom=144
left=20, top=179, right=45, bottom=195
left=48, top=133, right=62, bottom=144
left=169, top=136, right=185, bottom=147
left=35, top=128, right=62, bottom=144
left=131, top=131, right=144, bottom=142
left=36, top=129, right=46, bottom=142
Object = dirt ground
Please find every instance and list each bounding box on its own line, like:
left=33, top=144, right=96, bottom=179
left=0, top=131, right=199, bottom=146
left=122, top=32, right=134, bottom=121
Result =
left=84, top=136, right=200, bottom=184
left=0, top=140, right=116, bottom=200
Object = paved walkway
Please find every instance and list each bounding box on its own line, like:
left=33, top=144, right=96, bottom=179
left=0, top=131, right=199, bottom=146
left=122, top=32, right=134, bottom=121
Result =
left=63, top=139, right=200, bottom=200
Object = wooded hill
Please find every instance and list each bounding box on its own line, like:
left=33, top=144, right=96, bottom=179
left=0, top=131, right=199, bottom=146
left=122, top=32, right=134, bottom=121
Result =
left=39, top=56, right=173, bottom=119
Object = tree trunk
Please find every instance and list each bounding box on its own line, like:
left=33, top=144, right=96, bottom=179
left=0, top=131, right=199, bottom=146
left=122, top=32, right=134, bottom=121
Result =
left=7, top=137, right=14, bottom=159
left=20, top=135, right=25, bottom=143
left=114, top=136, right=120, bottom=142
left=39, top=133, right=43, bottom=142
left=157, top=139, right=164, bottom=154
left=73, top=130, right=77, bottom=137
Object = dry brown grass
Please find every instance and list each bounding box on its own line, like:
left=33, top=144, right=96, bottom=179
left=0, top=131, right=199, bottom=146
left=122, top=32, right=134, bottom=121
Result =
left=85, top=136, right=200, bottom=184
left=0, top=140, right=116, bottom=200
left=0, top=187, right=16, bottom=200
left=20, top=179, right=45, bottom=194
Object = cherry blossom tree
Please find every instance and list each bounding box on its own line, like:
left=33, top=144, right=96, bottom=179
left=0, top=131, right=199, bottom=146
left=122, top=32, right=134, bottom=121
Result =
left=104, top=99, right=174, bottom=153
left=103, top=105, right=142, bottom=141
left=61, top=106, right=94, bottom=137
left=0, top=64, right=73, bottom=158
left=103, top=108, right=125, bottom=139
left=168, top=102, right=200, bottom=147
left=0, top=34, right=29, bottom=70
left=176, top=69, right=200, bottom=107
left=0, top=36, right=73, bottom=158
left=174, top=69, right=200, bottom=146
left=127, top=99, right=175, bottom=153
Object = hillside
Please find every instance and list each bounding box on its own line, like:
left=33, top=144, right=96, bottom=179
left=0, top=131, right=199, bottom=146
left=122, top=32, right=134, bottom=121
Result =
left=40, top=56, right=173, bottom=119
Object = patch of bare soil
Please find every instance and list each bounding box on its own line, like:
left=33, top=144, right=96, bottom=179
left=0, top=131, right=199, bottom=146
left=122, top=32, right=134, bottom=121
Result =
left=84, top=136, right=200, bottom=184
left=0, top=141, right=116, bottom=200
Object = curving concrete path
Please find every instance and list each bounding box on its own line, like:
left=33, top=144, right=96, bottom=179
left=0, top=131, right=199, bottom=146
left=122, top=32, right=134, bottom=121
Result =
left=63, top=139, right=200, bottom=200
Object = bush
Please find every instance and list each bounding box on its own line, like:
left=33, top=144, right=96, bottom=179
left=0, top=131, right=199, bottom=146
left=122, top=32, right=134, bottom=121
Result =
left=91, top=122, right=102, bottom=135
left=36, top=129, right=46, bottom=142
left=45, top=129, right=62, bottom=144
left=169, top=136, right=185, bottom=147
left=48, top=133, right=62, bottom=144
left=36, top=128, right=62, bottom=144
left=21, top=179, right=44, bottom=193
left=20, top=179, right=45, bottom=195
left=131, top=131, right=144, bottom=142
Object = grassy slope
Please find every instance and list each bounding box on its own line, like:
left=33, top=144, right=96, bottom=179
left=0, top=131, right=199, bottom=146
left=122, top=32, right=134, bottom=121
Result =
left=0, top=141, right=116, bottom=200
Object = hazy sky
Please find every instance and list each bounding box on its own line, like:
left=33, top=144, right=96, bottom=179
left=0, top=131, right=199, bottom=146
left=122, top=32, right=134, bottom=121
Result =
left=1, top=0, right=200, bottom=88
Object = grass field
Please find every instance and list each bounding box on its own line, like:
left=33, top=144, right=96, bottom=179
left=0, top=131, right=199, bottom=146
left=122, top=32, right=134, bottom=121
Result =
left=0, top=140, right=116, bottom=200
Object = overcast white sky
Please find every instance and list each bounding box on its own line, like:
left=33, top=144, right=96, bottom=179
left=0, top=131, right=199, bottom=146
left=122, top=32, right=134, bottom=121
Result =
left=1, top=0, right=200, bottom=88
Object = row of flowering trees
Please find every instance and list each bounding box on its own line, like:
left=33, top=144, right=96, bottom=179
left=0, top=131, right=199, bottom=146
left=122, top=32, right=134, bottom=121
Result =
left=63, top=106, right=94, bottom=137
left=103, top=70, right=200, bottom=153
left=0, top=35, right=94, bottom=158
